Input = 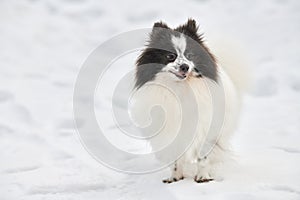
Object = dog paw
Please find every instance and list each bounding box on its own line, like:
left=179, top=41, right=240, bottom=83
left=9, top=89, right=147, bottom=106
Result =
left=194, top=174, right=214, bottom=183
left=162, top=176, right=184, bottom=184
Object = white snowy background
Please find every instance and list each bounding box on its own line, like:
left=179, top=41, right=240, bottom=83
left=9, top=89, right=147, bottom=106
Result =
left=1, top=0, right=300, bottom=199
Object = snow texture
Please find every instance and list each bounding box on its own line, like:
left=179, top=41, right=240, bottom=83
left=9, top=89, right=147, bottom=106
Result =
left=1, top=0, right=300, bottom=199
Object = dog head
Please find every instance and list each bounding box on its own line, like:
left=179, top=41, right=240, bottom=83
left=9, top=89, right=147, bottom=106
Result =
left=135, top=19, right=218, bottom=89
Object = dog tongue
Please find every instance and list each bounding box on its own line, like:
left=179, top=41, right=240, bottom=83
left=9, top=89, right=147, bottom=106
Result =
left=179, top=71, right=187, bottom=78
left=177, top=72, right=186, bottom=79
left=180, top=71, right=186, bottom=76
left=169, top=70, right=187, bottom=79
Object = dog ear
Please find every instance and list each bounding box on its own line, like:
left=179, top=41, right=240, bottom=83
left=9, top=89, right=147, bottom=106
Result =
left=150, top=21, right=170, bottom=40
left=153, top=21, right=169, bottom=29
left=185, top=18, right=198, bottom=33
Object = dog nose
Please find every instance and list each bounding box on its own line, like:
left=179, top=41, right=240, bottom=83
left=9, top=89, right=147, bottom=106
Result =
left=179, top=64, right=189, bottom=73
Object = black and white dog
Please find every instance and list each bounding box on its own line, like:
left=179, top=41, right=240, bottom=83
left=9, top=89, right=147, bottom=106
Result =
left=131, top=19, right=246, bottom=183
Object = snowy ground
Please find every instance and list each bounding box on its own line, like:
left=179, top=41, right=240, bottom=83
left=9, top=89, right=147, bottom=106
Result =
left=1, top=0, right=300, bottom=199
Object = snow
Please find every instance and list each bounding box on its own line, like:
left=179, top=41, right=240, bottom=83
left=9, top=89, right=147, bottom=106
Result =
left=1, top=0, right=300, bottom=199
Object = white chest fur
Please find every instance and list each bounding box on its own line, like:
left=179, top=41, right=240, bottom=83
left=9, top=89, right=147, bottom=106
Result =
left=130, top=66, right=240, bottom=175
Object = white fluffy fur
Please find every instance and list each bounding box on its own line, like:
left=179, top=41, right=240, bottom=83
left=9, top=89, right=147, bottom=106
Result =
left=131, top=64, right=242, bottom=182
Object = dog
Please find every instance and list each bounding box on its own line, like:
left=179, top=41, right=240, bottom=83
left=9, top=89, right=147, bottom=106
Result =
left=130, top=19, right=247, bottom=183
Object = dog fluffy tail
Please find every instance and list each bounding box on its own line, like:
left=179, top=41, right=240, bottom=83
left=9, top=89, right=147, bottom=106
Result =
left=206, top=37, right=252, bottom=94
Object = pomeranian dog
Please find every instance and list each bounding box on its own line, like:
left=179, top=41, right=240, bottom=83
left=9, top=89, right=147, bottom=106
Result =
left=130, top=19, right=247, bottom=183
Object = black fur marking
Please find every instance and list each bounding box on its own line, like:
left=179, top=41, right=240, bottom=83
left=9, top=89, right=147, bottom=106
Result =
left=184, top=36, right=217, bottom=82
left=194, top=177, right=214, bottom=183
left=177, top=19, right=217, bottom=82
left=135, top=48, right=176, bottom=89
left=174, top=18, right=203, bottom=43
left=135, top=25, right=177, bottom=89
left=174, top=163, right=177, bottom=171
left=153, top=21, right=169, bottom=29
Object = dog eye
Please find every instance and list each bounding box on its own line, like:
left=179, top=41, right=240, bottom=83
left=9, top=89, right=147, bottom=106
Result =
left=185, top=52, right=194, bottom=60
left=166, top=53, right=177, bottom=61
